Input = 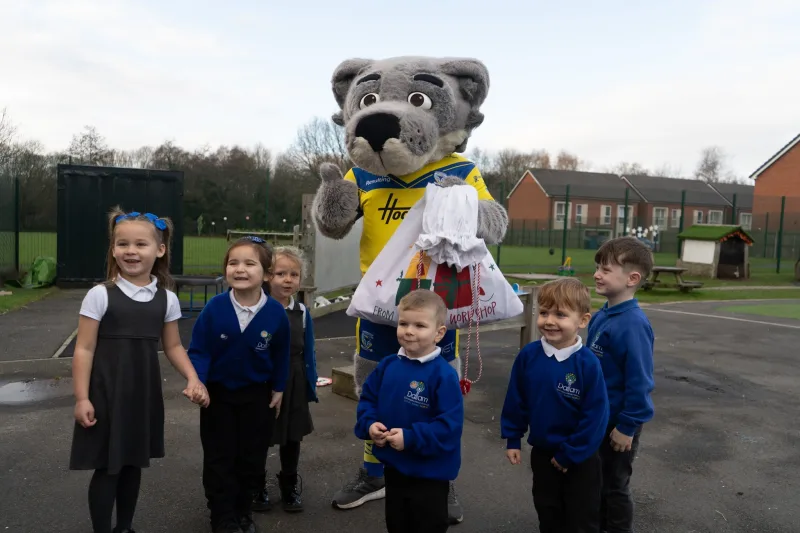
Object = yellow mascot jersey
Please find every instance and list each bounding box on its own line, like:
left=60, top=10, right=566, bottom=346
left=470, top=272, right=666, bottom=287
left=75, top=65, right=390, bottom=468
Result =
left=345, top=153, right=494, bottom=275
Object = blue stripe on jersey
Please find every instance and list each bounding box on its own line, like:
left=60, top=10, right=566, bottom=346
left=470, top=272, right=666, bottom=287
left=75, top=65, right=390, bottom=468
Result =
left=354, top=161, right=476, bottom=193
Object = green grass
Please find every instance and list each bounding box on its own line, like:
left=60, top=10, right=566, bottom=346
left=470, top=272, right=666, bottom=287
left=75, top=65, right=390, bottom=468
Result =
left=0, top=284, right=59, bottom=314
left=716, top=302, right=800, bottom=320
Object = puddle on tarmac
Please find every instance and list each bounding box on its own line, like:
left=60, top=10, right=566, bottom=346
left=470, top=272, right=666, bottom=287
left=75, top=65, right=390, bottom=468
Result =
left=0, top=378, right=73, bottom=405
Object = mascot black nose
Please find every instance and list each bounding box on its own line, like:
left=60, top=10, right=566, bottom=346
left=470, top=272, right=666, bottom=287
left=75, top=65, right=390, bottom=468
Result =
left=355, top=113, right=401, bottom=152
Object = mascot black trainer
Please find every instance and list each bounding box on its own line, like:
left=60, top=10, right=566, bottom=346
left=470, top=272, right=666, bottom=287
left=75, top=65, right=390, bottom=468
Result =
left=311, top=56, right=508, bottom=525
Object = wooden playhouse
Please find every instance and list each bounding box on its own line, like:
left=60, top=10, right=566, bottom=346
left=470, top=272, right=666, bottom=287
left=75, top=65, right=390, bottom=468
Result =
left=676, top=225, right=754, bottom=279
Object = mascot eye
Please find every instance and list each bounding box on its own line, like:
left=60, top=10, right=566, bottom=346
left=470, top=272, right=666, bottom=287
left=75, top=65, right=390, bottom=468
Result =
left=408, top=92, right=432, bottom=110
left=359, top=93, right=380, bottom=109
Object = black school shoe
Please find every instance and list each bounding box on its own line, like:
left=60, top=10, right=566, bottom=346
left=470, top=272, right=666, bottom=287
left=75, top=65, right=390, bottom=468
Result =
left=238, top=513, right=257, bottom=533
left=252, top=485, right=272, bottom=512
left=278, top=472, right=304, bottom=512
left=112, top=529, right=135, bottom=533
left=212, top=518, right=243, bottom=533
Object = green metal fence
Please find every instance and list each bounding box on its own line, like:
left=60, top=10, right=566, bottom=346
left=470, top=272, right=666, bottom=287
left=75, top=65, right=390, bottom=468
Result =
left=0, top=172, right=18, bottom=279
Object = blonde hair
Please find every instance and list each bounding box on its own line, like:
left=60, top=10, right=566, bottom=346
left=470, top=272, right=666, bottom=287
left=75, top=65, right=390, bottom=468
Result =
left=537, top=278, right=591, bottom=315
left=398, top=290, right=447, bottom=326
left=273, top=245, right=307, bottom=280
left=105, top=205, right=175, bottom=291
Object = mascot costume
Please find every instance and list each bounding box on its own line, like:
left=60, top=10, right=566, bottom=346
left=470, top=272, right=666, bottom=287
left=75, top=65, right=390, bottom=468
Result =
left=312, top=56, right=508, bottom=525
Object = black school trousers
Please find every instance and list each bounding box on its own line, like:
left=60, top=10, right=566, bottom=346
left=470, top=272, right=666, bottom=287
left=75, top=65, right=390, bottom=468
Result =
left=384, top=466, right=449, bottom=533
left=599, top=425, right=642, bottom=533
left=530, top=447, right=602, bottom=533
left=200, top=382, right=274, bottom=528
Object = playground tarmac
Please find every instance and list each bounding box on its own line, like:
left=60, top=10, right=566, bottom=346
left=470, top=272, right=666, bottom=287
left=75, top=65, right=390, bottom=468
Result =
left=0, top=295, right=799, bottom=532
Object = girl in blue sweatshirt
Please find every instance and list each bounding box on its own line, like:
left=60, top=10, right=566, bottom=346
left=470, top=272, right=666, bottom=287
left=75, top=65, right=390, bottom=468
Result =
left=189, top=236, right=291, bottom=533
left=252, top=246, right=318, bottom=514
left=501, top=278, right=609, bottom=533
left=355, top=290, right=463, bottom=533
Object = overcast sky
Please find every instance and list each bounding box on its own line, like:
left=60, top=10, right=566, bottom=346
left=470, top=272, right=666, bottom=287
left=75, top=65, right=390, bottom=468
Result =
left=2, top=0, right=798, bottom=179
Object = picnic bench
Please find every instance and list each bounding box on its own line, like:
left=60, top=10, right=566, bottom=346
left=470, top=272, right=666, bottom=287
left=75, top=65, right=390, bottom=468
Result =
left=173, top=275, right=224, bottom=317
left=641, top=266, right=704, bottom=293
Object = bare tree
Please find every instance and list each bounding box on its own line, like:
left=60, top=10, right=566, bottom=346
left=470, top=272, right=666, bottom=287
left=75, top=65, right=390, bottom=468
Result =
left=554, top=150, right=582, bottom=171
left=287, top=117, right=349, bottom=175
left=68, top=125, right=112, bottom=165
left=0, top=107, right=17, bottom=169
left=694, top=146, right=728, bottom=183
left=607, top=161, right=650, bottom=176
left=651, top=163, right=684, bottom=178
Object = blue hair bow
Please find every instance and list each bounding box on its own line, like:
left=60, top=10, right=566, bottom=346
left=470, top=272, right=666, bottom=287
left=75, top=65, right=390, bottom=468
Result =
left=115, top=211, right=168, bottom=231
left=242, top=235, right=266, bottom=244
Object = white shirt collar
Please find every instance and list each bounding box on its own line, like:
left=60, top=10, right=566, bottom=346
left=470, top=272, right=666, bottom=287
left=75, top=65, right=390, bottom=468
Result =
left=398, top=346, right=441, bottom=363
left=286, top=296, right=295, bottom=310
left=230, top=289, right=267, bottom=314
left=541, top=336, right=583, bottom=363
left=116, top=275, right=158, bottom=295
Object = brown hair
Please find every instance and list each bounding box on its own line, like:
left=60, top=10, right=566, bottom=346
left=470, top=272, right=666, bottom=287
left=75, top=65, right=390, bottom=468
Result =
left=273, top=245, right=307, bottom=280
left=223, top=237, right=274, bottom=294
left=105, top=206, right=175, bottom=291
left=594, top=236, right=654, bottom=279
left=398, top=289, right=447, bottom=326
left=537, top=277, right=592, bottom=315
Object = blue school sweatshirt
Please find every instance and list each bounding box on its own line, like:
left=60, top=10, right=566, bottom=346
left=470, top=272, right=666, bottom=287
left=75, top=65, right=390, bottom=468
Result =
left=501, top=339, right=609, bottom=468
left=354, top=348, right=464, bottom=481
left=587, top=298, right=655, bottom=437
left=188, top=292, right=291, bottom=392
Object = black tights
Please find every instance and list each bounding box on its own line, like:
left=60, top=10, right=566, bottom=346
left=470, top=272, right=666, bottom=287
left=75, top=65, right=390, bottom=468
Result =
left=88, top=466, right=142, bottom=533
left=279, top=441, right=301, bottom=475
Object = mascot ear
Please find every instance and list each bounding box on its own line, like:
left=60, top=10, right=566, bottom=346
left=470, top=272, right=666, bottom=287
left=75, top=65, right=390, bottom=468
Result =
left=440, top=59, right=490, bottom=109
left=331, top=58, right=374, bottom=109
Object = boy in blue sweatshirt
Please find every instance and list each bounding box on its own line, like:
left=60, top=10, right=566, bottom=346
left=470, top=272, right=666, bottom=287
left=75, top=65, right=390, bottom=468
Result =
left=589, top=236, right=655, bottom=533
left=502, top=277, right=609, bottom=533
left=355, top=290, right=463, bottom=533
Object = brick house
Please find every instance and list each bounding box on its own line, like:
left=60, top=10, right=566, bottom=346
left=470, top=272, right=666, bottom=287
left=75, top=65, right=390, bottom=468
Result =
left=507, top=169, right=643, bottom=239
left=620, top=174, right=738, bottom=231
left=707, top=182, right=754, bottom=230
left=749, top=133, right=800, bottom=232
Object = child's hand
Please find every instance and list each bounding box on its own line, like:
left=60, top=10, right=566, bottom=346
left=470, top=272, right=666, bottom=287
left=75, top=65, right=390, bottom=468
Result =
left=74, top=399, right=97, bottom=428
left=550, top=457, right=568, bottom=473
left=609, top=428, right=633, bottom=452
left=506, top=449, right=521, bottom=465
left=386, top=428, right=405, bottom=451
left=369, top=422, right=388, bottom=446
left=183, top=379, right=210, bottom=408
left=270, top=391, right=284, bottom=418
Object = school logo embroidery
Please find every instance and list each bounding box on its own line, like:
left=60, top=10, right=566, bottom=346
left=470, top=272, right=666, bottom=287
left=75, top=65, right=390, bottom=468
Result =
left=255, top=331, right=272, bottom=352
left=405, top=380, right=429, bottom=408
left=590, top=332, right=604, bottom=358
left=558, top=372, right=581, bottom=400
left=220, top=334, right=228, bottom=340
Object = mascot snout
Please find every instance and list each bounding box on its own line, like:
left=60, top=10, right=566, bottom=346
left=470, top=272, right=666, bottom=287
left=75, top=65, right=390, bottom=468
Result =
left=347, top=100, right=441, bottom=177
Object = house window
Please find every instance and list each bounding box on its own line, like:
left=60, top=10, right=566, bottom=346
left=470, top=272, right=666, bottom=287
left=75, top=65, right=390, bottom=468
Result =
left=694, top=210, right=703, bottom=224
left=671, top=209, right=681, bottom=228
left=653, top=207, right=667, bottom=229
left=708, top=210, right=723, bottom=225
left=554, top=201, right=571, bottom=223
left=740, top=212, right=752, bottom=229
left=601, top=205, right=612, bottom=225
left=575, top=204, right=588, bottom=224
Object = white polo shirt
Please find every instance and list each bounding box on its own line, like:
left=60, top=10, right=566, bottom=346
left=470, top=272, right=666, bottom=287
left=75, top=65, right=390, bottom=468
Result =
left=80, top=276, right=182, bottom=323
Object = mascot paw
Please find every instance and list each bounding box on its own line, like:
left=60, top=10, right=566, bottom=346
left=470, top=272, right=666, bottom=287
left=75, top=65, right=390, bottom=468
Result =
left=320, top=162, right=345, bottom=182
left=311, top=163, right=360, bottom=240
left=435, top=173, right=469, bottom=189
left=477, top=199, right=509, bottom=245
